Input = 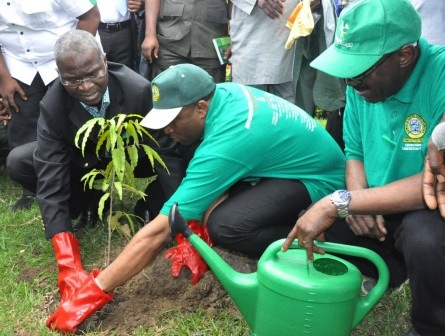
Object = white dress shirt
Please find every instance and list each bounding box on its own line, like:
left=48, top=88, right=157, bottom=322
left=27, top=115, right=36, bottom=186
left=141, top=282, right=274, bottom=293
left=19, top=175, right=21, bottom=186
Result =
left=0, top=0, right=95, bottom=85
left=97, top=0, right=130, bottom=24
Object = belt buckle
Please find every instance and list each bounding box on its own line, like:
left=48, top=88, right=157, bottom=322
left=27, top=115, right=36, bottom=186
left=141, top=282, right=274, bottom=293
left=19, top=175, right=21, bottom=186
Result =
left=106, top=22, right=120, bottom=30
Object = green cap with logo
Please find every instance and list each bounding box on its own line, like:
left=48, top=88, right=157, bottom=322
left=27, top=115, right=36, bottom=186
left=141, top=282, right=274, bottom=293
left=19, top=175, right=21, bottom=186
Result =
left=310, top=0, right=421, bottom=79
left=140, top=64, right=216, bottom=129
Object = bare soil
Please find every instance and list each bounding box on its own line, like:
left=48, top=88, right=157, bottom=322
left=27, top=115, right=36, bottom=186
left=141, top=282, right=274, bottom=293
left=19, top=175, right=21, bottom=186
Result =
left=98, top=247, right=256, bottom=334
left=39, top=246, right=257, bottom=335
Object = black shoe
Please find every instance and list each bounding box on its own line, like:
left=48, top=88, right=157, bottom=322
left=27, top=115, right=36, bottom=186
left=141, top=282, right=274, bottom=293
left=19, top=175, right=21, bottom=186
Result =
left=404, top=328, right=421, bottom=336
left=74, top=208, right=98, bottom=231
left=12, top=195, right=35, bottom=211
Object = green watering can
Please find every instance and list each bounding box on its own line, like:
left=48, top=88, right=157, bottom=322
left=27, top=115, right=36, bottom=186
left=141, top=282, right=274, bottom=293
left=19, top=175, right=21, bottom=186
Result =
left=169, top=203, right=389, bottom=336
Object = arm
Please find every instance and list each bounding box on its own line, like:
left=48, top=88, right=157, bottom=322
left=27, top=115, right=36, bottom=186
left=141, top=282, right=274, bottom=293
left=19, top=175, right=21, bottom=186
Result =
left=75, top=4, right=100, bottom=35
left=282, top=173, right=425, bottom=260
left=98, top=214, right=170, bottom=291
left=345, top=159, right=387, bottom=240
left=141, top=0, right=160, bottom=63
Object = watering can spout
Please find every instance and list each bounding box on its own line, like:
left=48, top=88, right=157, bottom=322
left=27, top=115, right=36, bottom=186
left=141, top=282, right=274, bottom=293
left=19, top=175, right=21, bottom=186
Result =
left=169, top=203, right=259, bottom=329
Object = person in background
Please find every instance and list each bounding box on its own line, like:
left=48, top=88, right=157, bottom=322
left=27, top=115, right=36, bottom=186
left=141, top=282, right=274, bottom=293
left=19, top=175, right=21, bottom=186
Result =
left=282, top=1, right=445, bottom=335
left=410, top=0, right=445, bottom=46
left=0, top=0, right=100, bottom=211
left=229, top=0, right=299, bottom=103
left=292, top=0, right=346, bottom=149
left=46, top=63, right=346, bottom=333
left=97, top=0, right=143, bottom=70
left=141, top=0, right=229, bottom=83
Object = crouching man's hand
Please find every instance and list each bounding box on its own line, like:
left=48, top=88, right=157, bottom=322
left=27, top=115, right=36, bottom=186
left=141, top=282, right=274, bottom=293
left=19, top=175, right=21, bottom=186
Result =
left=46, top=269, right=113, bottom=334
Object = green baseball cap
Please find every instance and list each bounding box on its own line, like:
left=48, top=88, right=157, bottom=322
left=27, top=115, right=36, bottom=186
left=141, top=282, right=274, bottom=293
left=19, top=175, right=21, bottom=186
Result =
left=310, top=0, right=421, bottom=78
left=141, top=64, right=216, bottom=129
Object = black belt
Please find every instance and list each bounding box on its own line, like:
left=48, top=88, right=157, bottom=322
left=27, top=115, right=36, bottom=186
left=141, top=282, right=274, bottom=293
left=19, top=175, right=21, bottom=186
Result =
left=98, top=20, right=131, bottom=32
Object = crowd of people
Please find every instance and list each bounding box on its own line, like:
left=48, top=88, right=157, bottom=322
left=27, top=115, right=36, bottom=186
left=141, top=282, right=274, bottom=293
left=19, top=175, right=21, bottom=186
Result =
left=1, top=0, right=445, bottom=335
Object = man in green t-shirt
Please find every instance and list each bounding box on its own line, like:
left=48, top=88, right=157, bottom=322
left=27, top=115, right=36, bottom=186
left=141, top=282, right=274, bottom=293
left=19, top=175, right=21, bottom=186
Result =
left=282, top=1, right=445, bottom=335
left=46, top=63, right=346, bottom=333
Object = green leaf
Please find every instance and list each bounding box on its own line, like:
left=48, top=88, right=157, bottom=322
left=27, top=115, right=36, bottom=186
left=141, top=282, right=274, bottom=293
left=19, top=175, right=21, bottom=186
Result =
left=97, top=129, right=110, bottom=158
left=98, top=192, right=110, bottom=220
left=112, top=137, right=126, bottom=182
left=75, top=119, right=99, bottom=156
left=137, top=123, right=159, bottom=145
left=126, top=122, right=139, bottom=147
left=114, top=181, right=123, bottom=200
left=142, top=144, right=169, bottom=174
left=126, top=145, right=138, bottom=170
left=123, top=161, right=136, bottom=187
left=109, top=212, right=120, bottom=231
left=109, top=118, right=117, bottom=151
left=80, top=169, right=102, bottom=190
left=115, top=114, right=127, bottom=130
left=122, top=183, right=146, bottom=199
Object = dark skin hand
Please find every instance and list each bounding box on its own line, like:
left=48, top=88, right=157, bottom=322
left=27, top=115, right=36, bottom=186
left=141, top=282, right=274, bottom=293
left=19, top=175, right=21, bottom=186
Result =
left=258, top=0, right=321, bottom=20
left=258, top=0, right=285, bottom=19
left=281, top=196, right=333, bottom=261
left=423, top=138, right=445, bottom=217
left=0, top=98, right=12, bottom=126
left=0, top=71, right=27, bottom=114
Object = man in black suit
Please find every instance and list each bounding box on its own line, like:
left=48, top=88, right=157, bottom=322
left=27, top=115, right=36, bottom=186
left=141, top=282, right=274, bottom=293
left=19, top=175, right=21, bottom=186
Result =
left=6, top=29, right=186, bottom=308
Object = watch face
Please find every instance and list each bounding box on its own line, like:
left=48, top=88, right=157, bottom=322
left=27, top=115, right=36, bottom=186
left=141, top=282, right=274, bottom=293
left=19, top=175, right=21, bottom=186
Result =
left=337, top=190, right=350, bottom=202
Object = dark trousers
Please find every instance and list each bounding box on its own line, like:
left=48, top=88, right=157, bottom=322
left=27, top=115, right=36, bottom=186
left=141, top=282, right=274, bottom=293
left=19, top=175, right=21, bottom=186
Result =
left=0, top=124, right=8, bottom=166
left=7, top=74, right=50, bottom=149
left=99, top=23, right=135, bottom=70
left=152, top=45, right=226, bottom=83
left=325, top=210, right=445, bottom=335
left=207, top=178, right=312, bottom=258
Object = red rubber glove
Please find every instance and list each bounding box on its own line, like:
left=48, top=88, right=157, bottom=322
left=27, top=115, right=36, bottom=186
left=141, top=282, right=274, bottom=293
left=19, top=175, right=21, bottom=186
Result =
left=164, top=220, right=213, bottom=285
left=52, top=232, right=89, bottom=302
left=46, top=269, right=113, bottom=334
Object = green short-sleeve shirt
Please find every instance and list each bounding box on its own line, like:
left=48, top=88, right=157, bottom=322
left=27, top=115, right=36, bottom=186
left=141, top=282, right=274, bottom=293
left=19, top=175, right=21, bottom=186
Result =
left=161, top=83, right=346, bottom=219
left=344, top=38, right=445, bottom=187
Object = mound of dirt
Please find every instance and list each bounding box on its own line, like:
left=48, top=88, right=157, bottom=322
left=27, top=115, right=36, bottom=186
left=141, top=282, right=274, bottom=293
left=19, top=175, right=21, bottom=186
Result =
left=86, top=247, right=258, bottom=334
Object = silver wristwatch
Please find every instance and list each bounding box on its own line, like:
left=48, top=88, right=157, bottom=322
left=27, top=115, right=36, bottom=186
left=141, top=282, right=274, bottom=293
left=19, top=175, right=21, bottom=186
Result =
left=330, top=189, right=351, bottom=218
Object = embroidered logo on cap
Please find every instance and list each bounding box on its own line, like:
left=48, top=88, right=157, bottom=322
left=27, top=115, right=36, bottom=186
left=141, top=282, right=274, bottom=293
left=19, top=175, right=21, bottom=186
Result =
left=152, top=85, right=160, bottom=102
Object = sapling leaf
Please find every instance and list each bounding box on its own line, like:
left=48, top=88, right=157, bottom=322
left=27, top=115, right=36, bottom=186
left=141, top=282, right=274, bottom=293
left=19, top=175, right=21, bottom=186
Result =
left=75, top=118, right=100, bottom=156
left=97, top=129, right=110, bottom=158
left=142, top=144, right=169, bottom=174
left=114, top=181, right=123, bottom=200
left=98, top=192, right=110, bottom=220
left=127, top=145, right=138, bottom=170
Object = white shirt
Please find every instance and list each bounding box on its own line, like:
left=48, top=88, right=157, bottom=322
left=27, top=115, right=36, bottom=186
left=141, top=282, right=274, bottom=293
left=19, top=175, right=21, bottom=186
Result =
left=0, top=0, right=95, bottom=85
left=97, top=0, right=130, bottom=24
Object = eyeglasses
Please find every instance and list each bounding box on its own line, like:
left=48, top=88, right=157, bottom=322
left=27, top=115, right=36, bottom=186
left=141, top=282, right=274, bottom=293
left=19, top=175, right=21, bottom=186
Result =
left=347, top=52, right=394, bottom=85
left=59, top=67, right=107, bottom=87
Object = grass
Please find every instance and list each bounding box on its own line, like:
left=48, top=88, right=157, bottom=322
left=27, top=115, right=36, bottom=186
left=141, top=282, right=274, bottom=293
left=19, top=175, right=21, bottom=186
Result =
left=0, top=168, right=412, bottom=335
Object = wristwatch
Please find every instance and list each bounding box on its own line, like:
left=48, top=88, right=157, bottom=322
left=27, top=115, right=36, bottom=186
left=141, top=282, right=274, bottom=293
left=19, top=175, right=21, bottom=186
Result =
left=330, top=189, right=351, bottom=218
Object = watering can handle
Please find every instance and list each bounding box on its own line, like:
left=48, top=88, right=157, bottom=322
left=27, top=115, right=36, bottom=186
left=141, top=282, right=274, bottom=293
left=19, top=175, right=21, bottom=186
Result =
left=265, top=239, right=390, bottom=327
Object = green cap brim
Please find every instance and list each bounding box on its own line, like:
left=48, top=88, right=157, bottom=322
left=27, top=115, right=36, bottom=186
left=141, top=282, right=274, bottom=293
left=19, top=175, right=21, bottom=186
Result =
left=310, top=44, right=383, bottom=79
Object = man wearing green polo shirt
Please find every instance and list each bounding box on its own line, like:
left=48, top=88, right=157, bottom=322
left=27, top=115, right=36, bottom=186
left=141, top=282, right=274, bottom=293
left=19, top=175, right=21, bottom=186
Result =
left=282, top=0, right=445, bottom=335
left=46, top=63, right=346, bottom=333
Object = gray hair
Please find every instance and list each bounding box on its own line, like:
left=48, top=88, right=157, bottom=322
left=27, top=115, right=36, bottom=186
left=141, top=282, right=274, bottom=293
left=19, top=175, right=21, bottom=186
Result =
left=54, top=30, right=103, bottom=65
